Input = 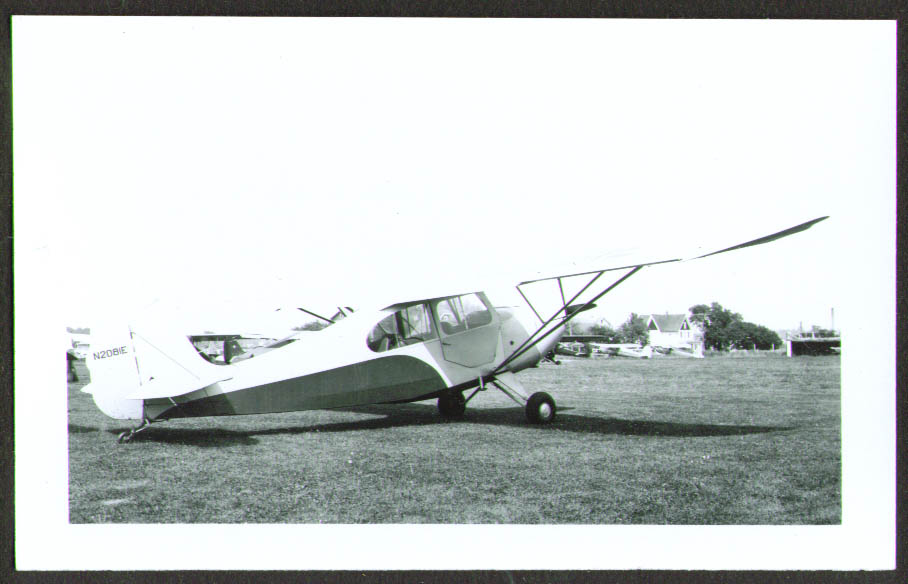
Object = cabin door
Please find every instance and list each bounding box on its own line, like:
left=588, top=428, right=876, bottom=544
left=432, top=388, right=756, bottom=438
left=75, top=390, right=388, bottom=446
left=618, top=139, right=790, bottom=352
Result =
left=432, top=293, right=500, bottom=368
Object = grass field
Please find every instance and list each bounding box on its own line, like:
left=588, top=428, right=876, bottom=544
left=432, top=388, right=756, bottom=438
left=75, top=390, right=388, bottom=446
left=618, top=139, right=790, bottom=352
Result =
left=68, top=354, right=840, bottom=524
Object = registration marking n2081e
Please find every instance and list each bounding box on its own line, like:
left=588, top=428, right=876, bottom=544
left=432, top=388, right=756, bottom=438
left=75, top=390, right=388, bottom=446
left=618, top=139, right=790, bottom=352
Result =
left=93, top=346, right=128, bottom=360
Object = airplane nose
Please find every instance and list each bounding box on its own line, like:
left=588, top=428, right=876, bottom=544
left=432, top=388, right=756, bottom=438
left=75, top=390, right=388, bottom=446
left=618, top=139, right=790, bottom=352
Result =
left=539, top=323, right=567, bottom=354
left=499, top=305, right=567, bottom=372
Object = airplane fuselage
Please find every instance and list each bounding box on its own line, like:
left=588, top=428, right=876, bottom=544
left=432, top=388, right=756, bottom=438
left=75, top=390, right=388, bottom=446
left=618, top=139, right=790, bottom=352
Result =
left=89, top=292, right=563, bottom=423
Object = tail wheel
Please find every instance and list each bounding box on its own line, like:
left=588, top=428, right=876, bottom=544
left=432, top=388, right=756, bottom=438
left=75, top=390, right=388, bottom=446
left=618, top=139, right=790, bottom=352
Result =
left=526, top=392, right=556, bottom=424
left=438, top=390, right=466, bottom=418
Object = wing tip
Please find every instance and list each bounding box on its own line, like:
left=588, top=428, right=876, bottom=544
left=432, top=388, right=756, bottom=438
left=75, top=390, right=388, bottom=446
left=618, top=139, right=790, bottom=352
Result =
left=693, top=214, right=830, bottom=260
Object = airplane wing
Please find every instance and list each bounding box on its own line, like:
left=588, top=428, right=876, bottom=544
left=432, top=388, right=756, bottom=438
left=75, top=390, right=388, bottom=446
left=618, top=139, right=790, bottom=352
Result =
left=492, top=216, right=828, bottom=374
left=688, top=215, right=829, bottom=260
left=376, top=216, right=828, bottom=313
left=517, top=216, right=829, bottom=285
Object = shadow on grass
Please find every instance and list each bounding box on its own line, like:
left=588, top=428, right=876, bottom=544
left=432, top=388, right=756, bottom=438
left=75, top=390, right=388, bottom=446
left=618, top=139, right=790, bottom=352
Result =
left=68, top=424, right=99, bottom=434
left=104, top=427, right=259, bottom=447
left=119, top=402, right=790, bottom=445
left=333, top=403, right=791, bottom=437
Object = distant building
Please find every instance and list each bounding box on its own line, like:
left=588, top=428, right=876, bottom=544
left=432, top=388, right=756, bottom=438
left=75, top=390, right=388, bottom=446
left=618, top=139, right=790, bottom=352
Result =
left=641, top=313, right=703, bottom=353
left=785, top=336, right=841, bottom=356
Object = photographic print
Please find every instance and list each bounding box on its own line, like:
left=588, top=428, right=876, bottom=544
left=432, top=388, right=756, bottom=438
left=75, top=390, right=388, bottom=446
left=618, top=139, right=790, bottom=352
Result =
left=13, top=17, right=894, bottom=570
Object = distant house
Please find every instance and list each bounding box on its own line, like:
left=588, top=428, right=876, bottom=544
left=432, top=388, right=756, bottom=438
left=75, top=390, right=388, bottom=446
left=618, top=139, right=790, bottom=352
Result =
left=641, top=314, right=702, bottom=352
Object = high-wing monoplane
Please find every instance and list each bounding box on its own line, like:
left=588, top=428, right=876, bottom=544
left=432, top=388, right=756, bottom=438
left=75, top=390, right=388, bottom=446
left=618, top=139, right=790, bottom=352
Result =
left=82, top=217, right=828, bottom=442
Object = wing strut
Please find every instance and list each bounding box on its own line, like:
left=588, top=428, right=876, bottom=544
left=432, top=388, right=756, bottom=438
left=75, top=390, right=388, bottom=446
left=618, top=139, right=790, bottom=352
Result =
left=516, top=286, right=544, bottom=324
left=557, top=278, right=568, bottom=319
left=295, top=307, right=335, bottom=324
left=494, top=265, right=644, bottom=375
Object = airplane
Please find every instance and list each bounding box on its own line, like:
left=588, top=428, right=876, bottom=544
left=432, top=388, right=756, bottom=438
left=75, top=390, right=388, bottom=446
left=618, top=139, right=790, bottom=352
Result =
left=67, top=332, right=91, bottom=360
left=596, top=344, right=654, bottom=359
left=188, top=306, right=356, bottom=363
left=82, top=216, right=828, bottom=443
left=650, top=345, right=704, bottom=359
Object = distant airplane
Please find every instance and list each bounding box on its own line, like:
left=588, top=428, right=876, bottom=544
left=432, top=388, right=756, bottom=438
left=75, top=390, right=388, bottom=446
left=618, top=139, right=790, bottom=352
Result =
left=593, top=344, right=654, bottom=359
left=67, top=333, right=91, bottom=360
left=82, top=217, right=828, bottom=442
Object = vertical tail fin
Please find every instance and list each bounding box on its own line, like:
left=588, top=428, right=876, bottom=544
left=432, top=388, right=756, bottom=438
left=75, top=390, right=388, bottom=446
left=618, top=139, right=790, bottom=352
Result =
left=82, top=324, right=144, bottom=420
left=83, top=322, right=235, bottom=420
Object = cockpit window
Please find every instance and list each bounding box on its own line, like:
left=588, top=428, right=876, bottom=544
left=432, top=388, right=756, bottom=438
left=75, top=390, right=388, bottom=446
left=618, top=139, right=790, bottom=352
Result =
left=461, top=293, right=493, bottom=328
left=434, top=296, right=465, bottom=334
left=432, top=293, right=493, bottom=336
left=367, top=314, right=397, bottom=352
left=400, top=304, right=435, bottom=341
left=367, top=303, right=437, bottom=353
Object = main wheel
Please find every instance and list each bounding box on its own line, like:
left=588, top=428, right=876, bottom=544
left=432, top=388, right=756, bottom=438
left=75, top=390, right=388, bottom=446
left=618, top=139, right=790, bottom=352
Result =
left=525, top=392, right=556, bottom=424
left=438, top=390, right=466, bottom=418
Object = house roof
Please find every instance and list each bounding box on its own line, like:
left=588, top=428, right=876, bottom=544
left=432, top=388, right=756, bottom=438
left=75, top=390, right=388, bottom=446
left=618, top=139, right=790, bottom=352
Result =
left=644, top=314, right=689, bottom=333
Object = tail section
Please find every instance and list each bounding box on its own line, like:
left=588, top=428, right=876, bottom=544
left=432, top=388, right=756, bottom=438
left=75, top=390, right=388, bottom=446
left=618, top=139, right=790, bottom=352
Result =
left=83, top=323, right=234, bottom=420
left=82, top=324, right=144, bottom=420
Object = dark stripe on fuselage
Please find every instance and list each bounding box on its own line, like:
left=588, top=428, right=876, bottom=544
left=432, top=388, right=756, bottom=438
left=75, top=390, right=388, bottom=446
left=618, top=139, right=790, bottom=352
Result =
left=149, top=355, right=447, bottom=420
left=383, top=375, right=513, bottom=405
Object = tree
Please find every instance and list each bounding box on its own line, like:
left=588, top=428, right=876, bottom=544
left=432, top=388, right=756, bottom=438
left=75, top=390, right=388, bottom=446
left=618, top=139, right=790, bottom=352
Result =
left=618, top=313, right=649, bottom=346
left=690, top=302, right=744, bottom=351
left=726, top=321, right=782, bottom=350
left=589, top=323, right=622, bottom=343
left=689, top=302, right=781, bottom=351
left=689, top=302, right=742, bottom=351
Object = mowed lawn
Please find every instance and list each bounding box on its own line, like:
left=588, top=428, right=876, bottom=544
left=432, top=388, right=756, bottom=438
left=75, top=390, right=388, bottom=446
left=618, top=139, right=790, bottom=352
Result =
left=68, top=354, right=840, bottom=524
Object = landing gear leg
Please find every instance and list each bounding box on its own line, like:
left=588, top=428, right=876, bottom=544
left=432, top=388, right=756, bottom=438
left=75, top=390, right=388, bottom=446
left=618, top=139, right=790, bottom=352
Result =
left=117, top=417, right=153, bottom=443
left=491, top=372, right=557, bottom=425
left=438, top=390, right=466, bottom=418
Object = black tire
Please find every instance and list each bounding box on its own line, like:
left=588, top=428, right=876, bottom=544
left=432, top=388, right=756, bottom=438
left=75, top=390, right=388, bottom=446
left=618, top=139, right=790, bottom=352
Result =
left=525, top=392, right=556, bottom=424
left=438, top=390, right=466, bottom=418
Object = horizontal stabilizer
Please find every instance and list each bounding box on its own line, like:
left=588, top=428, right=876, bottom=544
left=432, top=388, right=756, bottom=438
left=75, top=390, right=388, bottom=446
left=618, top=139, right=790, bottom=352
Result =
left=125, top=372, right=233, bottom=400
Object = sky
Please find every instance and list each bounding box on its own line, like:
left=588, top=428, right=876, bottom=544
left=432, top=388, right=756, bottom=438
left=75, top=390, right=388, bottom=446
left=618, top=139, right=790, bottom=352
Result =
left=13, top=17, right=894, bottom=334
left=12, top=17, right=896, bottom=570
